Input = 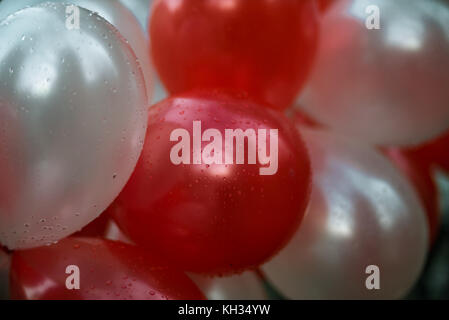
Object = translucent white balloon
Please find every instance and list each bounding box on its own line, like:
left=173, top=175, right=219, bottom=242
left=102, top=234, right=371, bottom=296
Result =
left=0, top=249, right=9, bottom=300
left=262, top=129, right=429, bottom=299
left=298, top=0, right=449, bottom=146
left=189, top=272, right=268, bottom=300
left=0, top=0, right=153, bottom=104
left=0, top=3, right=148, bottom=249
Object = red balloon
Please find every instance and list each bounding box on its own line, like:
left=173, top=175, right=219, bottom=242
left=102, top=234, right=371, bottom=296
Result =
left=317, top=0, right=334, bottom=12
left=385, top=149, right=440, bottom=244
left=10, top=237, right=205, bottom=300
left=110, top=90, right=312, bottom=274
left=149, top=0, right=319, bottom=110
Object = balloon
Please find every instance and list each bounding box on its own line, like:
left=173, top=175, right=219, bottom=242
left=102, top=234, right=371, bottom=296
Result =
left=150, top=0, right=319, bottom=110
left=0, top=3, right=148, bottom=249
left=0, top=0, right=153, bottom=104
left=406, top=130, right=449, bottom=174
left=262, top=129, right=429, bottom=299
left=119, top=0, right=152, bottom=31
left=189, top=272, right=267, bottom=300
left=298, top=0, right=449, bottom=146
left=0, top=248, right=9, bottom=300
left=110, top=89, right=312, bottom=274
left=9, top=237, right=205, bottom=300
left=73, top=212, right=110, bottom=238
left=385, top=148, right=440, bottom=244
left=317, top=0, right=334, bottom=12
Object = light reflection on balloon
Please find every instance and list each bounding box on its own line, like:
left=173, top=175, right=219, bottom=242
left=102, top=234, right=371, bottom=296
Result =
left=0, top=0, right=154, bottom=104
left=262, top=129, right=429, bottom=299
left=0, top=3, right=148, bottom=249
left=298, top=0, right=449, bottom=146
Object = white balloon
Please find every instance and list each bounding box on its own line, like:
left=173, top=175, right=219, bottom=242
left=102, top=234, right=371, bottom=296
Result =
left=262, top=129, right=429, bottom=299
left=0, top=0, right=153, bottom=104
left=298, top=0, right=449, bottom=146
left=189, top=272, right=268, bottom=300
left=0, top=3, right=148, bottom=249
left=0, top=249, right=9, bottom=300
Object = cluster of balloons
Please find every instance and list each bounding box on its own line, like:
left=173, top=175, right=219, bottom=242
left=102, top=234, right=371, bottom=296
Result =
left=0, top=0, right=448, bottom=300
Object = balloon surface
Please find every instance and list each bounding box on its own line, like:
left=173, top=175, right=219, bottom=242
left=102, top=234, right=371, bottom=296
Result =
left=119, top=0, right=152, bottom=31
left=299, top=0, right=449, bottom=146
left=189, top=272, right=267, bottom=300
left=317, top=0, right=334, bottom=12
left=385, top=148, right=440, bottom=244
left=406, top=130, right=449, bottom=174
left=150, top=0, right=319, bottom=110
left=110, top=90, right=312, bottom=274
left=0, top=248, right=9, bottom=300
left=262, top=129, right=429, bottom=299
left=0, top=4, right=148, bottom=249
left=73, top=212, right=110, bottom=238
left=9, top=238, right=205, bottom=300
left=0, top=0, right=154, bottom=104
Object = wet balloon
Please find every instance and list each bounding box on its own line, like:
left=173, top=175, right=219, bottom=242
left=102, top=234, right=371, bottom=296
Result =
left=10, top=238, right=205, bottom=300
left=0, top=0, right=154, bottom=104
left=0, top=3, right=148, bottom=249
left=110, top=89, right=312, bottom=274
